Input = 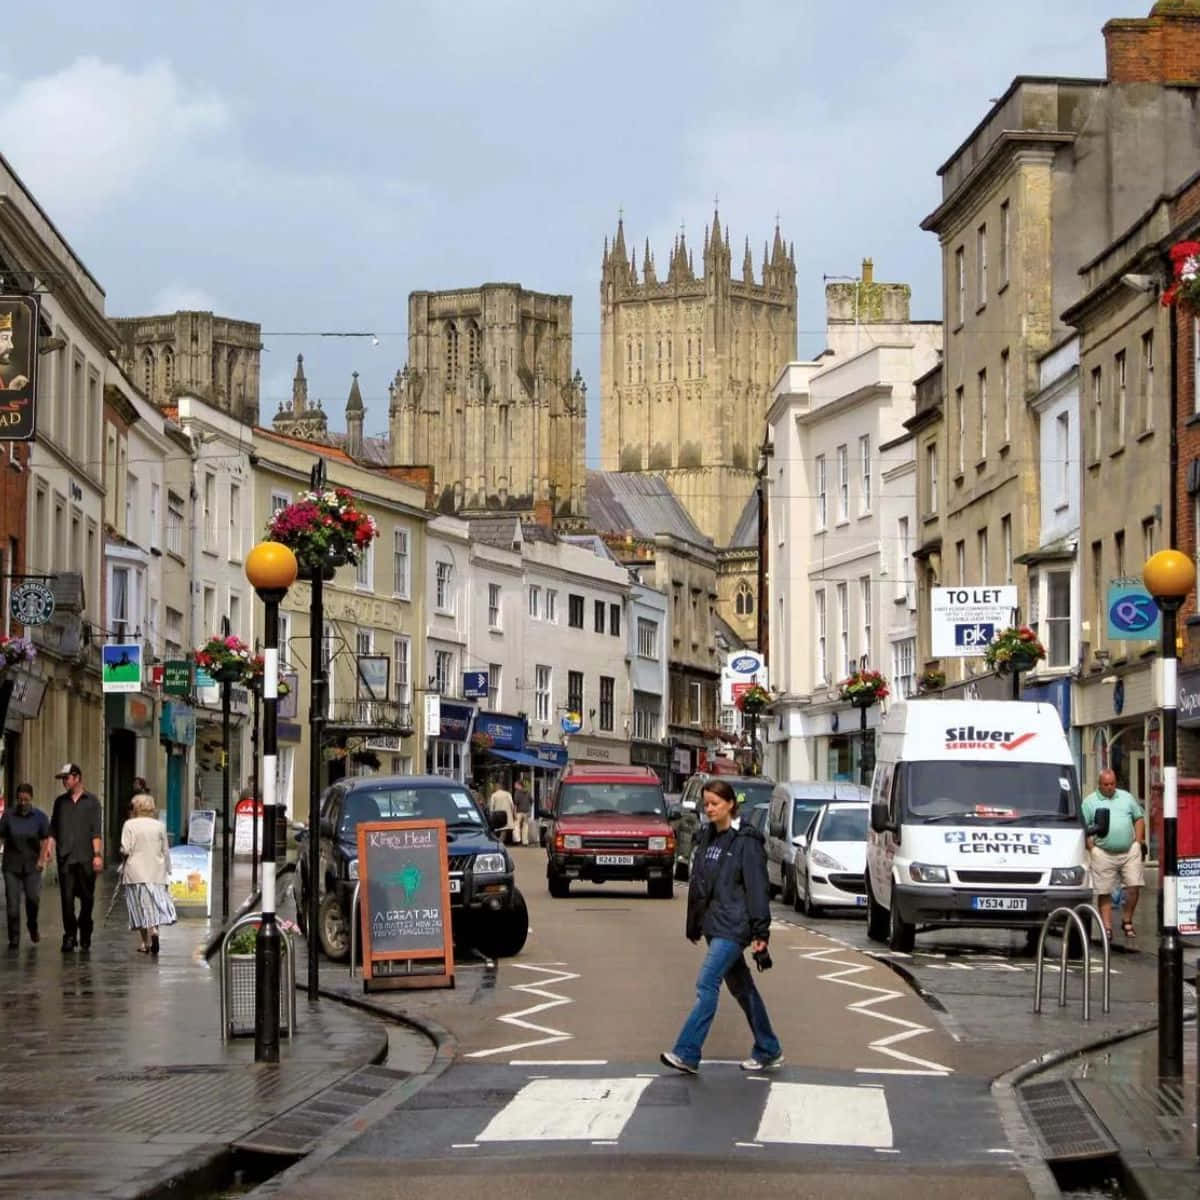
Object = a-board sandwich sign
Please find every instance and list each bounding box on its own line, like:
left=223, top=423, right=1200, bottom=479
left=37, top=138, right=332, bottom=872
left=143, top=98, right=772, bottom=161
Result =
left=356, top=819, right=454, bottom=991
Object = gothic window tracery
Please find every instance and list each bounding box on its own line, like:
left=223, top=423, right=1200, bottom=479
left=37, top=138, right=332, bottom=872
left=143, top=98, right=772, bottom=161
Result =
left=735, top=582, right=754, bottom=616
left=467, top=320, right=481, bottom=368
left=446, top=322, right=460, bottom=381
left=142, top=348, right=155, bottom=398
left=162, top=347, right=174, bottom=396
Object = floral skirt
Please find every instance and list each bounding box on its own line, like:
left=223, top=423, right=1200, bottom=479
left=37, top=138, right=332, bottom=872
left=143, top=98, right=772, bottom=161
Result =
left=124, top=882, right=178, bottom=930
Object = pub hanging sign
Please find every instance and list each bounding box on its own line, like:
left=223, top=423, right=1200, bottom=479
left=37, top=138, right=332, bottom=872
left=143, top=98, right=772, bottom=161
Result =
left=0, top=296, right=39, bottom=441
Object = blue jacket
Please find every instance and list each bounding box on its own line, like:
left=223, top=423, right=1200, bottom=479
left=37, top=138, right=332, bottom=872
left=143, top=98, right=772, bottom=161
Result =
left=685, top=822, right=772, bottom=946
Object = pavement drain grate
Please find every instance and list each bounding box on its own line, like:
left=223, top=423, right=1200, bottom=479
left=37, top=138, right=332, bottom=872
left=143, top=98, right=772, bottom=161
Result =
left=234, top=1064, right=411, bottom=1157
left=1018, top=1079, right=1119, bottom=1163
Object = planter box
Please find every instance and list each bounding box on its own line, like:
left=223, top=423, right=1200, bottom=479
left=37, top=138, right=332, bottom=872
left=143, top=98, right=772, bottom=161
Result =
left=227, top=953, right=290, bottom=1038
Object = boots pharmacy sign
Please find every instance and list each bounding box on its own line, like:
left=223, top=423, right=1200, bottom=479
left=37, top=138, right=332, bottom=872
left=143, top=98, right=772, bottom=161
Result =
left=0, top=296, right=39, bottom=440
left=931, top=587, right=1018, bottom=658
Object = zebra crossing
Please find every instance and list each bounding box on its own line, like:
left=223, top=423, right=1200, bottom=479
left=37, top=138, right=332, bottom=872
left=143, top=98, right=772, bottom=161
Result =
left=364, top=1063, right=1011, bottom=1165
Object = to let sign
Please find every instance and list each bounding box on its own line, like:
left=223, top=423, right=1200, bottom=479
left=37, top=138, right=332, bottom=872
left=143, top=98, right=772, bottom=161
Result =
left=356, top=819, right=454, bottom=991
left=931, top=586, right=1018, bottom=658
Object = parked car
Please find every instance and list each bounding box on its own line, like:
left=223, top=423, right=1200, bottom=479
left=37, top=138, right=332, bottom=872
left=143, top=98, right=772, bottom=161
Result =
left=297, top=775, right=529, bottom=963
left=673, top=772, right=776, bottom=881
left=792, top=801, right=870, bottom=916
left=765, top=780, right=871, bottom=907
left=543, top=763, right=679, bottom=898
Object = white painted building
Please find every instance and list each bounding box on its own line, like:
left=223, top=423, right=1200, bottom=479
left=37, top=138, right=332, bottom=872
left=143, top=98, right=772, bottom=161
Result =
left=425, top=514, right=472, bottom=779
left=764, top=279, right=940, bottom=784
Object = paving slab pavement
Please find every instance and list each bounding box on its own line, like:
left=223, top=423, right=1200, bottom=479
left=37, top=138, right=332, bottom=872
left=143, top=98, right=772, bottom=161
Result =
left=0, top=860, right=433, bottom=1199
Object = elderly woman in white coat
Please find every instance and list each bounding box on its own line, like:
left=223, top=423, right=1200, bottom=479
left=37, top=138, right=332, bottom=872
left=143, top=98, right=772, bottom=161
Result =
left=119, top=793, right=177, bottom=955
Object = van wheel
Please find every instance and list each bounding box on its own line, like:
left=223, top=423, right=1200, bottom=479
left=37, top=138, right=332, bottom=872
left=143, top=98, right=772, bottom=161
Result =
left=648, top=877, right=674, bottom=900
left=801, top=870, right=820, bottom=918
left=887, top=895, right=916, bottom=953
left=318, top=892, right=350, bottom=962
left=474, top=890, right=529, bottom=958
left=866, top=876, right=889, bottom=943
left=780, top=864, right=796, bottom=907
left=547, top=870, right=570, bottom=899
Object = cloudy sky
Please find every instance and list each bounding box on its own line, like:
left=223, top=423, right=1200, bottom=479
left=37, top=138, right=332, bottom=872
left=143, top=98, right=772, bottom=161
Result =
left=0, top=0, right=1120, bottom=460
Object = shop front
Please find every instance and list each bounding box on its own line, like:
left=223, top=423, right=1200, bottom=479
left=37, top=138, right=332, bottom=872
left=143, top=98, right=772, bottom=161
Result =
left=105, top=692, right=157, bottom=853
left=669, top=732, right=707, bottom=791
left=159, top=701, right=195, bottom=842
left=567, top=732, right=631, bottom=767
left=630, top=738, right=671, bottom=786
left=427, top=700, right=474, bottom=781
left=811, top=701, right=882, bottom=787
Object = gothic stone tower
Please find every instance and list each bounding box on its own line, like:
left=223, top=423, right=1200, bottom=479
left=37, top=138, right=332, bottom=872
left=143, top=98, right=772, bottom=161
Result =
left=388, top=283, right=586, bottom=517
left=113, top=310, right=261, bottom=424
left=599, top=211, right=797, bottom=545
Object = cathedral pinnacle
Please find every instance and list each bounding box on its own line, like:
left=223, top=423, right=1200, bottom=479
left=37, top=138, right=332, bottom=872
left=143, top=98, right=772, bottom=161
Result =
left=346, top=370, right=364, bottom=413
left=743, top=237, right=754, bottom=283
left=613, top=215, right=627, bottom=260
left=291, top=353, right=308, bottom=414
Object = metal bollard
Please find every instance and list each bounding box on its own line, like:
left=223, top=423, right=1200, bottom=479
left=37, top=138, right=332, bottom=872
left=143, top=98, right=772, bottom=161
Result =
left=348, top=880, right=361, bottom=981
left=1034, top=906, right=1096, bottom=1020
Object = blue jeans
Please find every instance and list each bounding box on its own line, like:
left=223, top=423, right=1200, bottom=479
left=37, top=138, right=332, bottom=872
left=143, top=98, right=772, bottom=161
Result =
left=672, top=936, right=781, bottom=1067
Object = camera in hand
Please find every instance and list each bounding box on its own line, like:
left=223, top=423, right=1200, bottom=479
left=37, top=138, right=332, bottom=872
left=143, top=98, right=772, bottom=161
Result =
left=752, top=945, right=772, bottom=972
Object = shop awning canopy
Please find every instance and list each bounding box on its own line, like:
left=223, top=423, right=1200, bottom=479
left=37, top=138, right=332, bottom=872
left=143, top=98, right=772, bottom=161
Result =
left=490, top=748, right=557, bottom=771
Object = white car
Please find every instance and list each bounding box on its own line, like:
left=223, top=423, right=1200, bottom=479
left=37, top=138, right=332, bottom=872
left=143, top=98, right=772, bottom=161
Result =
left=792, top=801, right=870, bottom=916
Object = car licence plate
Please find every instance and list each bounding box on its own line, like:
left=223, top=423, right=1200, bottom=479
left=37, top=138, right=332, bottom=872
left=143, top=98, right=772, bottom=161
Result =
left=448, top=878, right=462, bottom=893
left=971, top=896, right=1027, bottom=911
left=595, top=854, right=635, bottom=866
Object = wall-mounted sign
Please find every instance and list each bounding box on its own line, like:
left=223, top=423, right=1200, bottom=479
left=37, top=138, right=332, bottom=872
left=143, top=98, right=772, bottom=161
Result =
left=931, top=586, right=1018, bottom=658
left=101, top=642, right=143, bottom=694
left=1106, top=579, right=1161, bottom=641
left=357, top=654, right=390, bottom=700
left=561, top=711, right=582, bottom=734
left=475, top=713, right=525, bottom=750
left=721, top=650, right=768, bottom=705
left=0, top=295, right=39, bottom=441
left=423, top=693, right=441, bottom=736
left=463, top=671, right=489, bottom=699
left=357, top=819, right=454, bottom=991
left=163, top=659, right=192, bottom=697
left=10, top=581, right=54, bottom=626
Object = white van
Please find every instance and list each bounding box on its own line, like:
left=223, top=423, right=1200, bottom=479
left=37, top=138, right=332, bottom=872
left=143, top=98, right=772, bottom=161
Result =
left=865, top=699, right=1091, bottom=951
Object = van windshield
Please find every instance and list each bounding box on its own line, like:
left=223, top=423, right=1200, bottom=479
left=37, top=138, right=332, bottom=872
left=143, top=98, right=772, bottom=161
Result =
left=558, top=783, right=666, bottom=817
left=904, top=761, right=1080, bottom=823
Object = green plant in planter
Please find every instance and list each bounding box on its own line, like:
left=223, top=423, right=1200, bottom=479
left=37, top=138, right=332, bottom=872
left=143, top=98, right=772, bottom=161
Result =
left=838, top=668, right=890, bottom=707
left=984, top=626, right=1046, bottom=674
left=917, top=668, right=946, bottom=693
left=226, top=919, right=299, bottom=956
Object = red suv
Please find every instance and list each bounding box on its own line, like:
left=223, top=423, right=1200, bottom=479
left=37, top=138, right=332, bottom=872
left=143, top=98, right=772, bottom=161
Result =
left=544, top=764, right=678, bottom=899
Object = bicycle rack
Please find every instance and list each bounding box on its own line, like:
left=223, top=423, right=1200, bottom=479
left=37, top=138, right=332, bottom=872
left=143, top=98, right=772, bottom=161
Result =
left=218, top=911, right=298, bottom=1041
left=1033, top=903, right=1110, bottom=1020
left=348, top=880, right=362, bottom=980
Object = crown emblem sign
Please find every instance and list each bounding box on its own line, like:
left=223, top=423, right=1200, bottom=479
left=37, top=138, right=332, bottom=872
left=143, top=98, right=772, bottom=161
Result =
left=0, top=311, right=13, bottom=332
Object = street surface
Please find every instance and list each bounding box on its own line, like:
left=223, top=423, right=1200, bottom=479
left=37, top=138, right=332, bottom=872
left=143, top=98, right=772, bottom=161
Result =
left=282, top=848, right=1038, bottom=1198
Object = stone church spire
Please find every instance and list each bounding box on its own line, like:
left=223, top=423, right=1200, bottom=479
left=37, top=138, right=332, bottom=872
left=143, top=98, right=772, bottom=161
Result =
left=292, top=354, right=307, bottom=414
left=345, top=371, right=364, bottom=460
left=743, top=237, right=754, bottom=283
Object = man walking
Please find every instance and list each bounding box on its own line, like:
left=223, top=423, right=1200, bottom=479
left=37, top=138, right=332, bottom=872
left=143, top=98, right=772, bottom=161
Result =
left=511, top=776, right=532, bottom=846
left=488, top=779, right=515, bottom=845
left=47, top=763, right=103, bottom=952
left=0, top=783, right=50, bottom=948
left=1082, top=768, right=1146, bottom=943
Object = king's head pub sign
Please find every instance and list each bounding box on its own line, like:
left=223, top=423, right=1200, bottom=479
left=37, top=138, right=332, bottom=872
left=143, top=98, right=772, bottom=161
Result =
left=0, top=295, right=39, bottom=441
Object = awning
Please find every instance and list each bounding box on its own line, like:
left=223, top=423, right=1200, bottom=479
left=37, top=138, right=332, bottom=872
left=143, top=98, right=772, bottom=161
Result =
left=491, top=748, right=557, bottom=771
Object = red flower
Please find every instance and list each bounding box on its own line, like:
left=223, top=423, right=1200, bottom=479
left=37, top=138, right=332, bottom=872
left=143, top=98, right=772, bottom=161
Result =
left=1169, top=240, right=1200, bottom=263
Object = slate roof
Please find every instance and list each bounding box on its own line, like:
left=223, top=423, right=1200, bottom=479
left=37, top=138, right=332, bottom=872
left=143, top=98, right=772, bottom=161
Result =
left=729, top=490, right=759, bottom=549
left=585, top=471, right=713, bottom=548
left=468, top=515, right=523, bottom=549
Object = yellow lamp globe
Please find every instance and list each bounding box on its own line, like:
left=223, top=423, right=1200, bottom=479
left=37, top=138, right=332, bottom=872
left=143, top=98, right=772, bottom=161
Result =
left=245, top=541, right=299, bottom=592
left=1142, top=549, right=1196, bottom=600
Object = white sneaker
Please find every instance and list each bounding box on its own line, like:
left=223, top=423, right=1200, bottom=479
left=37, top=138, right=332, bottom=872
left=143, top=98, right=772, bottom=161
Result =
left=741, top=1054, right=784, bottom=1071
left=660, top=1051, right=699, bottom=1075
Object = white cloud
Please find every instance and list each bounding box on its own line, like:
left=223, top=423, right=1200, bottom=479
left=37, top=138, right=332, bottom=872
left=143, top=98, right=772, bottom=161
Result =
left=150, top=284, right=222, bottom=313
left=0, top=57, right=227, bottom=227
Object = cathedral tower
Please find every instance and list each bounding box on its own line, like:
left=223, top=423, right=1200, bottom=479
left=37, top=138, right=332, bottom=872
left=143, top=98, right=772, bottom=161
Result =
left=388, top=283, right=586, bottom=517
left=599, top=210, right=797, bottom=545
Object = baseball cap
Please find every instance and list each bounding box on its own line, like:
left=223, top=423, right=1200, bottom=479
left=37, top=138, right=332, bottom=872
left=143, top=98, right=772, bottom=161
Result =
left=55, top=763, right=81, bottom=779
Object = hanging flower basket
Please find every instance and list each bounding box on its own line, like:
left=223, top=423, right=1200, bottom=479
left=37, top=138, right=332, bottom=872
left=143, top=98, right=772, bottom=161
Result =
left=1161, top=240, right=1200, bottom=314
left=839, top=669, right=889, bottom=708
left=247, top=654, right=290, bottom=697
left=735, top=684, right=772, bottom=714
left=984, top=626, right=1046, bottom=675
left=0, top=635, right=36, bottom=672
left=265, top=486, right=378, bottom=579
left=469, top=731, right=495, bottom=753
left=195, top=635, right=252, bottom=683
left=917, top=668, right=946, bottom=694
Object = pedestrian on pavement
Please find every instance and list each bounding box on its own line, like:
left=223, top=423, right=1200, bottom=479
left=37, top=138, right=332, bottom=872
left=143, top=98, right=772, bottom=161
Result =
left=511, top=776, right=532, bottom=846
left=119, top=793, right=176, bottom=956
left=47, top=763, right=103, bottom=952
left=0, top=783, right=50, bottom=948
left=1082, top=768, right=1146, bottom=943
left=662, top=778, right=782, bottom=1075
left=488, top=780, right=515, bottom=844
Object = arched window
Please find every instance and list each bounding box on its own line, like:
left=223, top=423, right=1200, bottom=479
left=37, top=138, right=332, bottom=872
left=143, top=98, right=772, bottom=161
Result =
left=467, top=321, right=481, bottom=368
left=445, top=322, right=460, bottom=381
left=736, top=582, right=754, bottom=617
left=162, top=346, right=174, bottom=396
left=142, top=348, right=155, bottom=398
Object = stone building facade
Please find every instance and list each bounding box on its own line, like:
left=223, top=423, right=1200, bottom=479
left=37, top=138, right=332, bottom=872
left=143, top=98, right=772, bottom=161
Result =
left=113, top=310, right=262, bottom=425
left=388, top=283, right=587, bottom=519
left=599, top=211, right=797, bottom=546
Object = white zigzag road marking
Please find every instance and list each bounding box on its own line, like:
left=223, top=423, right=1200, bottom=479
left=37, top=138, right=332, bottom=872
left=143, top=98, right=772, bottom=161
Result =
left=794, top=942, right=954, bottom=1076
left=465, top=963, right=580, bottom=1058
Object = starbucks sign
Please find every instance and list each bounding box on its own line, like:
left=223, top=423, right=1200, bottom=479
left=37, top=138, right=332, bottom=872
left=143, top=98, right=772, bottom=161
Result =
left=10, top=581, right=55, bottom=626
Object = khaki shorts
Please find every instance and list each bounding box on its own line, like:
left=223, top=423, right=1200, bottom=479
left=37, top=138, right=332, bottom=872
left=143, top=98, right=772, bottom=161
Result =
left=1090, top=843, right=1144, bottom=894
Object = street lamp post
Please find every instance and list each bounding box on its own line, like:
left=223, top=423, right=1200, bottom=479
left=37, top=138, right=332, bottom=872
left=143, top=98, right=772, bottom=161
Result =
left=220, top=615, right=232, bottom=922
left=250, top=674, right=261, bottom=894
left=245, top=540, right=298, bottom=1064
left=307, top=458, right=327, bottom=999
left=1143, top=548, right=1197, bottom=1079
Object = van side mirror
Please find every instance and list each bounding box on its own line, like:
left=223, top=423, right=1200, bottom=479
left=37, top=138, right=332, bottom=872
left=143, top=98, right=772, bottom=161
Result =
left=792, top=833, right=807, bottom=849
left=1087, top=806, right=1110, bottom=840
left=870, top=801, right=894, bottom=835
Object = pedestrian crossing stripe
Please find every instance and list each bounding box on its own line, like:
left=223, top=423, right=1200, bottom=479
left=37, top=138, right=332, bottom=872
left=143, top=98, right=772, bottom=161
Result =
left=472, top=1077, right=894, bottom=1149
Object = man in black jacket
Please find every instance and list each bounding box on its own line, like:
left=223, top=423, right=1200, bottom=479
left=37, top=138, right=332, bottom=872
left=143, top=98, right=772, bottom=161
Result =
left=662, top=779, right=782, bottom=1075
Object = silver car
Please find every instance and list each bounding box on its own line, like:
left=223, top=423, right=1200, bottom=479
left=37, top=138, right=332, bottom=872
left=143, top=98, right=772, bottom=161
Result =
left=764, top=780, right=871, bottom=908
